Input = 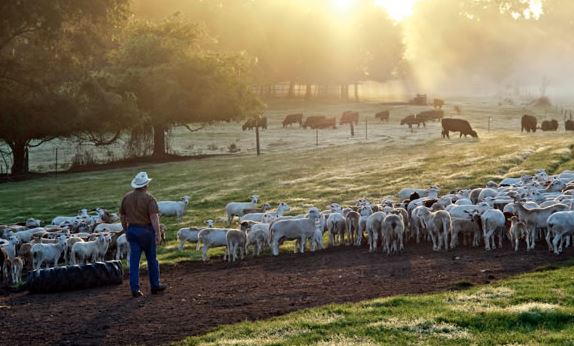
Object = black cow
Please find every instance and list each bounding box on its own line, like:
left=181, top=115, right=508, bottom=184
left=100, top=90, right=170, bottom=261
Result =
left=400, top=114, right=425, bottom=129
left=282, top=113, right=303, bottom=128
left=441, top=118, right=478, bottom=139
left=521, top=114, right=537, bottom=133
left=375, top=111, right=390, bottom=122
left=541, top=119, right=558, bottom=131
left=565, top=120, right=574, bottom=131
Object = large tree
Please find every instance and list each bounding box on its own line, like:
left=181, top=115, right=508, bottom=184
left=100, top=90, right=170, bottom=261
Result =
left=0, top=0, right=131, bottom=175
left=108, top=16, right=261, bottom=157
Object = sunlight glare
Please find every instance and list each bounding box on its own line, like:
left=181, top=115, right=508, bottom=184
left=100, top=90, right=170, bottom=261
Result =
left=374, top=0, right=418, bottom=22
left=331, top=0, right=354, bottom=11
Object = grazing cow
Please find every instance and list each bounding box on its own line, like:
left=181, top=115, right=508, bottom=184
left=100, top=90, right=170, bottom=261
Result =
left=282, top=113, right=303, bottom=128
left=242, top=116, right=267, bottom=131
left=400, top=114, right=425, bottom=129
left=303, top=115, right=326, bottom=129
left=441, top=118, right=478, bottom=139
left=313, top=117, right=337, bottom=129
left=375, top=111, right=390, bottom=122
left=433, top=98, right=444, bottom=109
left=521, top=114, right=537, bottom=133
left=417, top=110, right=444, bottom=122
left=541, top=119, right=558, bottom=131
left=566, top=119, right=574, bottom=131
left=340, top=111, right=359, bottom=125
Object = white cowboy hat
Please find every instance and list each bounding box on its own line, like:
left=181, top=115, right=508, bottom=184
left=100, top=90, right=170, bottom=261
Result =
left=131, top=171, right=152, bottom=189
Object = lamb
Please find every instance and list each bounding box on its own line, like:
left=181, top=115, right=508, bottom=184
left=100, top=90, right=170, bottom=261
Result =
left=2, top=236, right=20, bottom=260
left=513, top=202, right=568, bottom=251
left=366, top=211, right=386, bottom=252
left=241, top=202, right=289, bottom=223
left=2, top=256, right=23, bottom=286
left=245, top=223, right=271, bottom=256
left=115, top=234, right=129, bottom=260
left=269, top=207, right=322, bottom=256
left=71, top=234, right=108, bottom=265
left=547, top=211, right=574, bottom=254
left=226, top=230, right=247, bottom=263
left=450, top=218, right=481, bottom=248
left=382, top=213, right=405, bottom=254
left=64, top=237, right=84, bottom=265
left=471, top=209, right=506, bottom=251
left=93, top=223, right=124, bottom=233
left=508, top=216, right=528, bottom=252
left=25, top=218, right=42, bottom=228
left=12, top=227, right=46, bottom=243
left=225, top=195, right=259, bottom=225
left=176, top=227, right=201, bottom=251
left=327, top=212, right=347, bottom=247
left=51, top=209, right=89, bottom=226
left=411, top=206, right=431, bottom=243
left=196, top=228, right=231, bottom=262
left=356, top=205, right=373, bottom=246
left=343, top=210, right=360, bottom=246
left=31, top=234, right=67, bottom=270
left=158, top=195, right=191, bottom=222
left=241, top=203, right=272, bottom=216
left=424, top=210, right=451, bottom=251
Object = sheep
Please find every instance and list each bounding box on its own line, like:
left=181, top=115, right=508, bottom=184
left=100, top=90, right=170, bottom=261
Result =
left=513, top=202, right=568, bottom=251
left=450, top=218, right=481, bottom=248
left=547, top=211, right=574, bottom=254
left=25, top=218, right=42, bottom=228
left=158, top=195, right=191, bottom=222
left=93, top=223, right=123, bottom=233
left=470, top=209, right=506, bottom=251
left=411, top=206, right=431, bottom=243
left=508, top=216, right=528, bottom=252
left=2, top=256, right=23, bottom=286
left=382, top=213, right=405, bottom=254
left=31, top=234, right=67, bottom=270
left=269, top=207, right=322, bottom=256
left=64, top=237, right=84, bottom=265
left=2, top=236, right=20, bottom=260
left=225, top=195, right=259, bottom=225
left=196, top=228, right=231, bottom=262
left=115, top=234, right=129, bottom=260
left=176, top=227, right=201, bottom=251
left=16, top=243, right=33, bottom=272
left=398, top=186, right=439, bottom=202
left=343, top=210, right=360, bottom=246
left=12, top=227, right=46, bottom=243
left=226, top=230, right=247, bottom=263
left=366, top=211, right=386, bottom=252
left=356, top=205, right=373, bottom=246
left=71, top=234, right=108, bottom=265
left=241, top=203, right=272, bottom=216
left=241, top=202, right=289, bottom=223
left=51, top=209, right=89, bottom=226
left=327, top=212, right=347, bottom=247
left=246, top=223, right=271, bottom=256
left=423, top=210, right=451, bottom=251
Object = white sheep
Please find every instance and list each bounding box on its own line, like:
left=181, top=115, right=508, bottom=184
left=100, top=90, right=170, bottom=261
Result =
left=31, top=234, right=67, bottom=270
left=356, top=205, right=373, bottom=246
left=327, top=212, right=347, bottom=247
left=176, top=220, right=214, bottom=251
left=196, top=228, right=231, bottom=262
left=547, top=211, right=574, bottom=254
left=450, top=218, right=480, bottom=248
left=226, top=230, right=247, bottom=262
left=508, top=216, right=528, bottom=252
left=366, top=211, right=386, bottom=253
left=12, top=227, right=46, bottom=243
left=382, top=213, right=405, bottom=254
left=411, top=206, right=431, bottom=243
left=225, top=195, right=259, bottom=225
left=423, top=210, right=451, bottom=251
left=241, top=202, right=290, bottom=223
left=269, top=207, right=321, bottom=256
left=115, top=234, right=129, bottom=260
left=159, top=196, right=191, bottom=222
left=71, top=234, right=107, bottom=265
left=64, top=237, right=84, bottom=265
left=471, top=209, right=506, bottom=251
left=513, top=202, right=568, bottom=251
left=398, top=186, right=439, bottom=202
left=246, top=223, right=270, bottom=256
left=93, top=223, right=124, bottom=233
left=3, top=256, right=24, bottom=286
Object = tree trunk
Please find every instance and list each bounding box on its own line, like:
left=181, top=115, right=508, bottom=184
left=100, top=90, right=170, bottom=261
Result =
left=354, top=82, right=359, bottom=102
left=9, top=140, right=28, bottom=176
left=305, top=84, right=312, bottom=100
left=288, top=81, right=295, bottom=98
left=153, top=125, right=167, bottom=157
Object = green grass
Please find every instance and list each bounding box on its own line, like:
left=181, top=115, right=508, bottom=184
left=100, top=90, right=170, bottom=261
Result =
left=179, top=261, right=574, bottom=345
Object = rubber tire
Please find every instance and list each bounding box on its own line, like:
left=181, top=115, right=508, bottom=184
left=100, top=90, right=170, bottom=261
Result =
left=27, top=261, right=123, bottom=294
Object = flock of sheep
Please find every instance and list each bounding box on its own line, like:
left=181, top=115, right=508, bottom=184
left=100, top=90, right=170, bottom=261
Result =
left=2, top=167, right=574, bottom=288
left=178, top=167, right=574, bottom=265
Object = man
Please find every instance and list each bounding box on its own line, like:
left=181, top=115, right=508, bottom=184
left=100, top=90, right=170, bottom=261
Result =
left=120, top=171, right=167, bottom=297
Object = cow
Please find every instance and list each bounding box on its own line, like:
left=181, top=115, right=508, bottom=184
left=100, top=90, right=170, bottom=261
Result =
left=242, top=116, right=267, bottom=131
left=521, top=114, right=537, bottom=133
left=340, top=111, right=359, bottom=125
left=400, top=114, right=425, bottom=129
left=303, top=115, right=326, bottom=129
left=417, top=110, right=444, bottom=122
left=282, top=113, right=303, bottom=128
left=314, top=117, right=337, bottom=129
left=375, top=111, right=390, bottom=122
left=565, top=120, right=574, bottom=131
left=441, top=118, right=478, bottom=139
left=433, top=98, right=444, bottom=110
left=540, top=119, right=558, bottom=131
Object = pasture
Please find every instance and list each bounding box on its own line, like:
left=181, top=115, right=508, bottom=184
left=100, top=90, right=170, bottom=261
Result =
left=2, top=98, right=574, bottom=344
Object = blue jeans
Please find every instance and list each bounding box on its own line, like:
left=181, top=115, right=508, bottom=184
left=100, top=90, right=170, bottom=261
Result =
left=127, top=225, right=161, bottom=292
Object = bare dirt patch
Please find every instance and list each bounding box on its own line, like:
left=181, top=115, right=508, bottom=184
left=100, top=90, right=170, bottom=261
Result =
left=0, top=244, right=572, bottom=345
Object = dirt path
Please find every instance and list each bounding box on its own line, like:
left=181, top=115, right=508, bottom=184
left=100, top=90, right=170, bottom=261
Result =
left=0, top=244, right=571, bottom=345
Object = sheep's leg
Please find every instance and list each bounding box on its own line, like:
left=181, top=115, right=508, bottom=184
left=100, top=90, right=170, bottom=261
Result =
left=299, top=236, right=306, bottom=253
left=545, top=229, right=554, bottom=252
left=272, top=240, right=279, bottom=256
left=202, top=244, right=209, bottom=262
left=514, top=237, right=519, bottom=252
left=429, top=230, right=438, bottom=251
left=552, top=234, right=561, bottom=255
left=450, top=231, right=457, bottom=249
left=498, top=230, right=504, bottom=249
left=178, top=238, right=185, bottom=252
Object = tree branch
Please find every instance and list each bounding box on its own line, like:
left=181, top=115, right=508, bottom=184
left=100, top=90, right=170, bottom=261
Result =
left=77, top=130, right=123, bottom=146
left=28, top=137, right=57, bottom=148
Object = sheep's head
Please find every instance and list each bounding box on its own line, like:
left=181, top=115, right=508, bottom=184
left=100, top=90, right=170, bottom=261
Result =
left=250, top=195, right=259, bottom=203
left=329, top=203, right=342, bottom=213
left=182, top=196, right=191, bottom=204
left=205, top=219, right=215, bottom=228
left=262, top=203, right=272, bottom=211
left=308, top=207, right=321, bottom=218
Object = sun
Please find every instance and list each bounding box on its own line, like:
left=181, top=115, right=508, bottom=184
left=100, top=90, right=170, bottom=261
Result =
left=374, top=0, right=419, bottom=22
left=331, top=0, right=354, bottom=11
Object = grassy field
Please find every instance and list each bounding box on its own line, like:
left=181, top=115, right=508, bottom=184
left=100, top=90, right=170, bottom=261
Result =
left=179, top=260, right=574, bottom=345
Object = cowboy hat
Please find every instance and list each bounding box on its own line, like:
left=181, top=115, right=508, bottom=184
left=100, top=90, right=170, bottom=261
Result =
left=131, top=171, right=152, bottom=189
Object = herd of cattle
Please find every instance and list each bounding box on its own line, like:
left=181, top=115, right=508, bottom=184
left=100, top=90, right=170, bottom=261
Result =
left=521, top=114, right=574, bottom=132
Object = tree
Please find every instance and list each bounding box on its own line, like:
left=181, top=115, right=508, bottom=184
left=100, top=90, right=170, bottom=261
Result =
left=0, top=0, right=130, bottom=175
left=108, top=16, right=261, bottom=157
